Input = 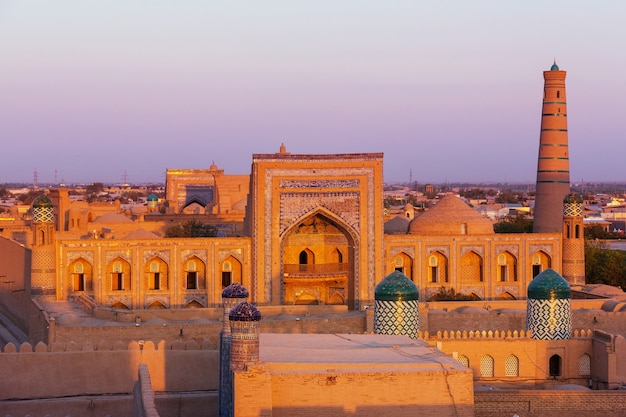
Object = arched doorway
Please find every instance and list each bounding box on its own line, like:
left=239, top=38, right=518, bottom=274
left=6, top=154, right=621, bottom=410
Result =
left=281, top=211, right=356, bottom=309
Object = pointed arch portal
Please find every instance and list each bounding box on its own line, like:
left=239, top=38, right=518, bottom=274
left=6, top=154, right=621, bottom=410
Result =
left=281, top=210, right=356, bottom=309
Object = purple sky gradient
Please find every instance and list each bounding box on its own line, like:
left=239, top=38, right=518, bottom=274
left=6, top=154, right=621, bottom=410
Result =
left=1, top=1, right=625, bottom=185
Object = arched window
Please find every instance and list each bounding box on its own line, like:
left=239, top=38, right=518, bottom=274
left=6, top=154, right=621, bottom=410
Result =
left=221, top=256, right=243, bottom=288
left=429, top=252, right=448, bottom=283
left=505, top=355, right=519, bottom=377
left=150, top=261, right=160, bottom=290
left=461, top=251, right=483, bottom=283
left=497, top=252, right=517, bottom=282
left=187, top=260, right=197, bottom=289
left=575, top=224, right=580, bottom=239
left=456, top=355, right=469, bottom=368
left=556, top=90, right=561, bottom=99
left=549, top=354, right=562, bottom=377
left=566, top=224, right=571, bottom=238
left=184, top=257, right=206, bottom=290
left=73, top=262, right=85, bottom=291
left=336, top=249, right=343, bottom=264
left=146, top=258, right=168, bottom=291
left=531, top=251, right=551, bottom=278
left=395, top=256, right=404, bottom=272
left=111, top=260, right=130, bottom=291
left=480, top=355, right=494, bottom=377
left=578, top=354, right=591, bottom=376
left=222, top=261, right=232, bottom=287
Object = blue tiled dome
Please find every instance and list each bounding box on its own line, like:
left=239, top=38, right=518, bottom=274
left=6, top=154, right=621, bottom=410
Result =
left=229, top=301, right=261, bottom=321
left=222, top=283, right=249, bottom=299
left=375, top=271, right=419, bottom=302
left=528, top=269, right=570, bottom=300
left=551, top=61, right=560, bottom=71
left=147, top=194, right=158, bottom=202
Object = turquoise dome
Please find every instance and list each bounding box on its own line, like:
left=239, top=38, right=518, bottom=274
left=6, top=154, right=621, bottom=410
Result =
left=375, top=271, right=419, bottom=302
left=550, top=61, right=560, bottom=71
left=147, top=194, right=158, bottom=202
left=528, top=269, right=571, bottom=300
left=229, top=301, right=261, bottom=321
left=32, top=194, right=53, bottom=209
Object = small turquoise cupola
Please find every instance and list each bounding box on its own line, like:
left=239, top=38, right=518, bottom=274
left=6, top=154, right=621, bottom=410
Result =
left=147, top=193, right=159, bottom=212
left=32, top=194, right=54, bottom=223
left=550, top=60, right=560, bottom=71
left=526, top=268, right=572, bottom=340
left=374, top=270, right=419, bottom=338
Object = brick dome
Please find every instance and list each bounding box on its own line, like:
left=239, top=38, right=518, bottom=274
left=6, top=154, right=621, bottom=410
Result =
left=408, top=194, right=494, bottom=235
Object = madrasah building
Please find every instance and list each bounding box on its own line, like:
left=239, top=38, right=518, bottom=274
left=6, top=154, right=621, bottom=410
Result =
left=2, top=63, right=626, bottom=417
left=22, top=62, right=584, bottom=311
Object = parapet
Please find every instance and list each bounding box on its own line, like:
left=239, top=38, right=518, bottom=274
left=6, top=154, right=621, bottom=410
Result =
left=421, top=328, right=594, bottom=340
left=1, top=338, right=217, bottom=353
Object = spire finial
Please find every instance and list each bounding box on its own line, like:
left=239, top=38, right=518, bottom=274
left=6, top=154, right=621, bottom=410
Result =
left=550, top=59, right=559, bottom=71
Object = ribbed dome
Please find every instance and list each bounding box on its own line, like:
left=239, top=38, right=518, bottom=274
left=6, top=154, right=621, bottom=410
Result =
left=551, top=61, right=560, bottom=71
left=528, top=269, right=571, bottom=300
left=375, top=271, right=419, bottom=302
left=32, top=194, right=53, bottom=209
left=229, top=301, right=261, bottom=321
left=408, top=194, right=494, bottom=235
left=222, top=283, right=249, bottom=299
left=147, top=194, right=158, bottom=202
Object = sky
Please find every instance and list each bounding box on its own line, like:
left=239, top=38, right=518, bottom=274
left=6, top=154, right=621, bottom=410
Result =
left=1, top=1, right=625, bottom=185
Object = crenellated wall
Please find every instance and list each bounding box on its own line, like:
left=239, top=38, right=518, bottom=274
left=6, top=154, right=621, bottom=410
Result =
left=0, top=339, right=219, bottom=401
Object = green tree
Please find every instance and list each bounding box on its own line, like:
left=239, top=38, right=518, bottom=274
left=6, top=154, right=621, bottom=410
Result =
left=165, top=220, right=218, bottom=238
left=493, top=214, right=533, bottom=233
left=427, top=286, right=481, bottom=301
left=584, top=240, right=626, bottom=288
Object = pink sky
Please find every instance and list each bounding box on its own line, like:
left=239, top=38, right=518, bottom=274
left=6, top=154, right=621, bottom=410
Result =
left=1, top=1, right=625, bottom=184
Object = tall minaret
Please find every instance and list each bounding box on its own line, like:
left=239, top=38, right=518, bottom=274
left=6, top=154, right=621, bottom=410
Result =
left=533, top=61, right=570, bottom=233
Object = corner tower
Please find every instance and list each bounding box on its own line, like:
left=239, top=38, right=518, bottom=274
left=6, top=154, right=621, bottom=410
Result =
left=533, top=61, right=570, bottom=233
left=31, top=194, right=57, bottom=298
left=562, top=192, right=585, bottom=285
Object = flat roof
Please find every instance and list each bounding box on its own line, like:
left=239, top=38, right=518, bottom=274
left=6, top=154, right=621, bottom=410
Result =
left=259, top=333, right=467, bottom=373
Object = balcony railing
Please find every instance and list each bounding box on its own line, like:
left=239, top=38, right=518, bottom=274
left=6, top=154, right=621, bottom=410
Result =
left=284, top=263, right=349, bottom=276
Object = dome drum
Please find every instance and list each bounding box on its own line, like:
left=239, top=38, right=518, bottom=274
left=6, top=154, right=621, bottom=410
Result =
left=374, top=271, right=419, bottom=338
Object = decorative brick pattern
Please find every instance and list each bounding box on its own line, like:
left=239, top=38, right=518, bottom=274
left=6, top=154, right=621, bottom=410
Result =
left=374, top=299, right=419, bottom=339
left=280, top=179, right=360, bottom=189
left=279, top=192, right=360, bottom=235
left=526, top=298, right=572, bottom=340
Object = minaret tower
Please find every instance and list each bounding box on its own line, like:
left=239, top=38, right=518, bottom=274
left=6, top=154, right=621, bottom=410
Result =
left=533, top=61, right=570, bottom=233
left=562, top=192, right=585, bottom=285
left=31, top=194, right=57, bottom=298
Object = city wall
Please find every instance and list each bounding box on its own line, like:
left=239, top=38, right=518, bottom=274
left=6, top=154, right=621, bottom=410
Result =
left=0, top=339, right=218, bottom=401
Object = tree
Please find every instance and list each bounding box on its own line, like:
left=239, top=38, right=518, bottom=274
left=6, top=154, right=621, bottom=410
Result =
left=494, top=214, right=533, bottom=233
left=165, top=220, right=218, bottom=238
left=584, top=240, right=626, bottom=288
left=428, top=286, right=481, bottom=301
